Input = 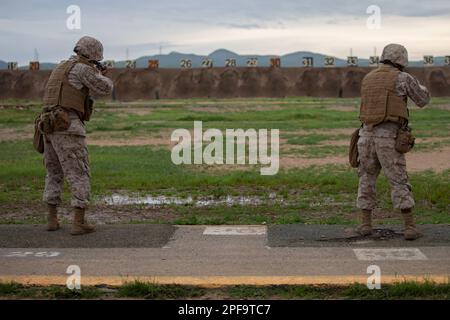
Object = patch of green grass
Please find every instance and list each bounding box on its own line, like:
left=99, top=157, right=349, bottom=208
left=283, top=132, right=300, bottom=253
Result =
left=286, top=134, right=344, bottom=146
left=0, top=282, right=22, bottom=295
left=117, top=281, right=205, bottom=299
left=0, top=282, right=102, bottom=299
left=2, top=280, right=448, bottom=299
left=343, top=281, right=450, bottom=300
left=1, top=140, right=448, bottom=224
left=1, top=97, right=449, bottom=225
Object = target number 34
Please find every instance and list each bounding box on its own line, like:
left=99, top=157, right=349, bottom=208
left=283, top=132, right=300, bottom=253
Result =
left=246, top=58, right=258, bottom=67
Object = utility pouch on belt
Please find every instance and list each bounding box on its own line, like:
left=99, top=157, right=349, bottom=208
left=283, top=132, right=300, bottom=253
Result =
left=83, top=96, right=94, bottom=122
left=395, top=125, right=415, bottom=154
left=37, top=107, right=71, bottom=135
left=349, top=127, right=360, bottom=168
left=33, top=115, right=44, bottom=154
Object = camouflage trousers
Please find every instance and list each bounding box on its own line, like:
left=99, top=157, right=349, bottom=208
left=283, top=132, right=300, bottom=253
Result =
left=43, top=133, right=90, bottom=208
left=357, top=136, right=414, bottom=210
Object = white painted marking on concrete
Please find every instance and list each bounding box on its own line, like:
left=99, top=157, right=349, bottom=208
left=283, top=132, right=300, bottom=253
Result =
left=5, top=251, right=61, bottom=258
left=353, top=248, right=428, bottom=261
left=203, top=226, right=267, bottom=236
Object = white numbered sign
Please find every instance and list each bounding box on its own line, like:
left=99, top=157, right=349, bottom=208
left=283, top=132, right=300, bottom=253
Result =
left=7, top=62, right=18, bottom=70
left=125, top=60, right=136, bottom=69
left=445, top=56, right=450, bottom=66
left=423, top=56, right=434, bottom=66
left=302, top=57, right=314, bottom=67
left=201, top=58, right=213, bottom=68
left=347, top=56, right=358, bottom=67
left=246, top=58, right=258, bottom=67
left=180, top=59, right=192, bottom=69
left=324, top=56, right=335, bottom=67
left=225, top=58, right=237, bottom=67
left=6, top=251, right=60, bottom=258
left=369, top=56, right=379, bottom=67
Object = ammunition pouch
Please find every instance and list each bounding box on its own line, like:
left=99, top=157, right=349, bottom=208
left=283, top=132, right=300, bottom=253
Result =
left=83, top=96, right=94, bottom=122
left=349, top=127, right=361, bottom=168
left=395, top=125, right=415, bottom=154
left=37, top=107, right=71, bottom=135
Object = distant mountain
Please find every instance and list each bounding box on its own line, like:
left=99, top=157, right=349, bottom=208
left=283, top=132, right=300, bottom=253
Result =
left=114, top=49, right=447, bottom=68
left=114, top=49, right=357, bottom=68
left=1, top=50, right=447, bottom=69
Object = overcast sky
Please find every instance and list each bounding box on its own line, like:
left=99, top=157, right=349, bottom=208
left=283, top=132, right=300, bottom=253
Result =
left=1, top=0, right=449, bottom=64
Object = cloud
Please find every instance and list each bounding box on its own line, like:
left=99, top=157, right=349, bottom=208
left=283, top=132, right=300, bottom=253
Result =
left=0, top=0, right=449, bottom=64
left=221, top=23, right=263, bottom=30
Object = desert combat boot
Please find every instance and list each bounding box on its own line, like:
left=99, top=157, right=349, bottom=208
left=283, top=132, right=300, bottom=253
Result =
left=47, top=204, right=60, bottom=231
left=356, top=209, right=373, bottom=236
left=71, top=207, right=96, bottom=235
left=401, top=209, right=423, bottom=240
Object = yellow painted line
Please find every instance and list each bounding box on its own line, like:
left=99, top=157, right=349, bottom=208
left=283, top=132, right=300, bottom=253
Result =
left=1, top=275, right=448, bottom=287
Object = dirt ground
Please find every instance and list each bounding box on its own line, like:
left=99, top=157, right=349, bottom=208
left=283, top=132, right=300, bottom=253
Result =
left=281, top=146, right=450, bottom=172
left=2, top=126, right=449, bottom=172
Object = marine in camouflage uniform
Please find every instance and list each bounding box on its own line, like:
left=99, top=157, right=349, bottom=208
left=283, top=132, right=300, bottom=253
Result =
left=356, top=44, right=430, bottom=240
left=43, top=36, right=113, bottom=235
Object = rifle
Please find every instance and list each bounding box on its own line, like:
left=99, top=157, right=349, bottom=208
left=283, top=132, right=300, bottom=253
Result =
left=93, top=61, right=107, bottom=72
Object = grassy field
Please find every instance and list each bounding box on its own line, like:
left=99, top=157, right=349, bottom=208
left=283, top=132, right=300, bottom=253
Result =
left=0, top=97, right=449, bottom=225
left=0, top=280, right=449, bottom=300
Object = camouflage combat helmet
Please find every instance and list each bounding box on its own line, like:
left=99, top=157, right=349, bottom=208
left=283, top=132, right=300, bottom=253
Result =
left=73, top=36, right=104, bottom=61
left=380, top=43, right=408, bottom=68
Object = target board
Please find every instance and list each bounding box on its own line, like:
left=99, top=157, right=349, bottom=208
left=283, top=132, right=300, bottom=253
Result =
left=369, top=56, right=379, bottom=67
left=125, top=60, right=136, bottom=69
left=104, top=60, right=115, bottom=68
left=29, top=61, right=40, bottom=70
left=270, top=58, right=281, bottom=68
left=180, top=59, right=192, bottom=69
left=225, top=58, right=237, bottom=67
left=423, top=55, right=434, bottom=66
left=347, top=56, right=358, bottom=67
left=324, top=56, right=335, bottom=67
left=202, top=58, right=213, bottom=68
left=302, top=57, right=313, bottom=67
left=246, top=58, right=258, bottom=67
left=7, top=62, right=18, bottom=70
left=445, top=56, right=450, bottom=66
left=148, top=60, right=159, bottom=69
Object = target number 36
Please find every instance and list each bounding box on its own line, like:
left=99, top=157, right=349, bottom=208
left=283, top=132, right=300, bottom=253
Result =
left=445, top=56, right=450, bottom=66
left=423, top=56, right=434, bottom=66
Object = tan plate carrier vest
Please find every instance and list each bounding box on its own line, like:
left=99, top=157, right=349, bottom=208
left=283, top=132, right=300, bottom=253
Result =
left=359, top=65, right=408, bottom=126
left=43, top=57, right=92, bottom=114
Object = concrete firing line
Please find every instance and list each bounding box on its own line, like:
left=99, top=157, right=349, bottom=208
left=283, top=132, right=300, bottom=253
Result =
left=199, top=225, right=431, bottom=262
left=0, top=226, right=435, bottom=263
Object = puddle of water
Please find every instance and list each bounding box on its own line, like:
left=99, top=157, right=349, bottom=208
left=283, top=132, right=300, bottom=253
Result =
left=101, top=193, right=280, bottom=207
